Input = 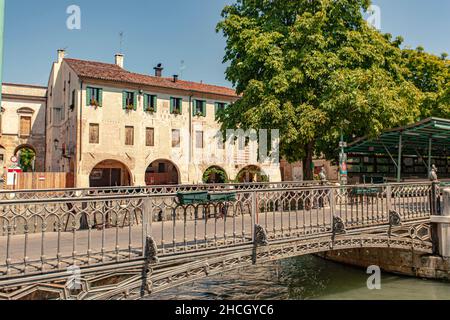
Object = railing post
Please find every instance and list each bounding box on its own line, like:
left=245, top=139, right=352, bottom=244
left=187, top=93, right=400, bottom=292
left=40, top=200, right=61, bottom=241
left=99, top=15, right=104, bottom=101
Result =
left=431, top=188, right=450, bottom=257
left=329, top=187, right=336, bottom=218
left=251, top=191, right=257, bottom=242
left=386, top=185, right=392, bottom=213
left=142, top=197, right=152, bottom=255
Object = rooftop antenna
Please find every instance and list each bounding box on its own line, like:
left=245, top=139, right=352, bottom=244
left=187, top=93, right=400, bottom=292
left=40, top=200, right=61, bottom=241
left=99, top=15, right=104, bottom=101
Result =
left=119, top=31, right=124, bottom=53
left=179, top=60, right=186, bottom=79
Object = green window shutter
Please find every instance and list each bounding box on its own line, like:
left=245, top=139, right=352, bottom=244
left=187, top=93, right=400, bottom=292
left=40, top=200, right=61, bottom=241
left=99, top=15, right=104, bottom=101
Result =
left=143, top=94, right=148, bottom=110
left=192, top=100, right=197, bottom=116
left=203, top=101, right=206, bottom=116
left=170, top=97, right=174, bottom=113
left=122, top=91, right=127, bottom=110
left=98, top=88, right=103, bottom=107
left=153, top=95, right=157, bottom=112
left=134, top=91, right=138, bottom=110
left=179, top=98, right=182, bottom=113
left=86, top=88, right=91, bottom=106
left=215, top=102, right=219, bottom=115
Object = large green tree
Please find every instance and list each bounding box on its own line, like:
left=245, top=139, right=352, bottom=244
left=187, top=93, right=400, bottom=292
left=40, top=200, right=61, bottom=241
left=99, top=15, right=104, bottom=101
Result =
left=217, top=0, right=422, bottom=180
left=401, top=47, right=450, bottom=118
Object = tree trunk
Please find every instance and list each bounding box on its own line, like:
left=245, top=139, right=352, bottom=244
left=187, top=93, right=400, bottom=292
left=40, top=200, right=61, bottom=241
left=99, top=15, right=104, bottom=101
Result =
left=302, top=142, right=314, bottom=181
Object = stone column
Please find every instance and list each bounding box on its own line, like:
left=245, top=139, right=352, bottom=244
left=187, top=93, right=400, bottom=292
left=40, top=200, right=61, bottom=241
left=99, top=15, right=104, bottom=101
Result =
left=431, top=188, right=450, bottom=258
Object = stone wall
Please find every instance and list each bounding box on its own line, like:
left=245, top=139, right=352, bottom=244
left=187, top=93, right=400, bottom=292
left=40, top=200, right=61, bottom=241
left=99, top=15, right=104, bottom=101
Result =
left=320, top=248, right=450, bottom=281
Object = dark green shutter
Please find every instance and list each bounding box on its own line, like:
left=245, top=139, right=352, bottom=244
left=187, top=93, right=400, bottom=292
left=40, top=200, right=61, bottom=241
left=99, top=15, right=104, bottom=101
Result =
left=215, top=102, right=219, bottom=115
left=86, top=87, right=91, bottom=106
left=153, top=95, right=157, bottom=112
left=143, top=94, right=148, bottom=111
left=192, top=100, right=197, bottom=116
left=122, top=91, right=127, bottom=110
left=179, top=98, right=182, bottom=113
left=133, top=92, right=138, bottom=110
left=170, top=97, right=174, bottom=113
left=203, top=101, right=206, bottom=116
left=98, top=88, right=103, bottom=107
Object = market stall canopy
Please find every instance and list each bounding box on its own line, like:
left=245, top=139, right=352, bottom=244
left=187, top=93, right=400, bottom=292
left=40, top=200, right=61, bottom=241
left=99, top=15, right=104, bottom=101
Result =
left=346, top=117, right=450, bottom=157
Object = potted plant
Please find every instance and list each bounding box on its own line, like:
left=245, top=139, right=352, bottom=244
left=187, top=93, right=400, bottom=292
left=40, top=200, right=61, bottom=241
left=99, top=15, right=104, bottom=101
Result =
left=195, top=111, right=204, bottom=117
left=172, top=108, right=182, bottom=115
left=145, top=106, right=155, bottom=113
left=126, top=104, right=135, bottom=111
left=90, top=98, right=101, bottom=108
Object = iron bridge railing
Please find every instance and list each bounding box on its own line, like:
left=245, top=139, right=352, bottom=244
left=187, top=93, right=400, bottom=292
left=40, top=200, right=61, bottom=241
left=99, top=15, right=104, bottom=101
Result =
left=0, top=181, right=437, bottom=281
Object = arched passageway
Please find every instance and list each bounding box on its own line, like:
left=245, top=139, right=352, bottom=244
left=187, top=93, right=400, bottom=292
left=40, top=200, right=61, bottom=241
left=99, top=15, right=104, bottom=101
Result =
left=202, top=166, right=228, bottom=184
left=145, top=159, right=180, bottom=185
left=89, top=160, right=132, bottom=187
left=14, top=145, right=36, bottom=172
left=236, top=165, right=268, bottom=183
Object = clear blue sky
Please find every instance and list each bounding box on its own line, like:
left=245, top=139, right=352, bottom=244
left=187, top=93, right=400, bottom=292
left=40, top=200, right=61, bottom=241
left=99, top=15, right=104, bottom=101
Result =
left=2, top=0, right=450, bottom=87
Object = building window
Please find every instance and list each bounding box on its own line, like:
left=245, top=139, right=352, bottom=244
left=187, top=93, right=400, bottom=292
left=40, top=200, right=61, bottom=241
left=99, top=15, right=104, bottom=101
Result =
left=193, top=100, right=206, bottom=117
left=125, top=126, right=134, bottom=145
left=70, top=89, right=76, bottom=111
left=89, top=123, right=99, bottom=144
left=146, top=127, right=155, bottom=147
left=123, top=91, right=137, bottom=111
left=86, top=87, right=103, bottom=107
left=215, top=102, right=228, bottom=118
left=144, top=94, right=157, bottom=112
left=196, top=131, right=204, bottom=149
left=52, top=107, right=62, bottom=123
left=19, top=116, right=32, bottom=137
left=172, top=129, right=181, bottom=148
left=170, top=97, right=182, bottom=115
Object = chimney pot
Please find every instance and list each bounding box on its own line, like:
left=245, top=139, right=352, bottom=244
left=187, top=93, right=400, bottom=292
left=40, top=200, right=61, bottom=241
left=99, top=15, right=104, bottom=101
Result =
left=154, top=63, right=164, bottom=77
left=57, top=49, right=66, bottom=63
left=173, top=75, right=179, bottom=82
left=115, top=53, right=124, bottom=68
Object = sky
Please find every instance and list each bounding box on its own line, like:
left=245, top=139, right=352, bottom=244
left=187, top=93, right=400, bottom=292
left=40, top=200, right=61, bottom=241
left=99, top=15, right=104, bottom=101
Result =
left=2, top=0, right=450, bottom=88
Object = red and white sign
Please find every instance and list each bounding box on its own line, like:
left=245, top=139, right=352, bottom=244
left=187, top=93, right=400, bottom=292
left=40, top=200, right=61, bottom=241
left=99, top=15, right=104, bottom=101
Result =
left=10, top=156, right=18, bottom=163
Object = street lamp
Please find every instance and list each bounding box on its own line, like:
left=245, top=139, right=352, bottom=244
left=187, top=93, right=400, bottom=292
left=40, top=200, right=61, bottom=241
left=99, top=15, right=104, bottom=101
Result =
left=0, top=0, right=6, bottom=109
left=339, top=120, right=350, bottom=185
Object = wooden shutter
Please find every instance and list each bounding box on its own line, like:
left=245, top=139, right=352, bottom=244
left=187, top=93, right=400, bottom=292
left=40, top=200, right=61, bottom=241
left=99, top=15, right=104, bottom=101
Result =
left=86, top=87, right=92, bottom=106
left=143, top=94, right=149, bottom=110
left=89, top=124, right=99, bottom=144
left=122, top=91, right=127, bottom=109
left=146, top=127, right=154, bottom=146
left=153, top=95, right=157, bottom=112
left=193, top=100, right=197, bottom=116
left=125, top=126, right=134, bottom=145
left=170, top=98, right=174, bottom=113
left=98, top=88, right=103, bottom=107
left=20, top=116, right=32, bottom=137
left=202, top=101, right=206, bottom=116
left=178, top=98, right=182, bottom=113
left=196, top=131, right=204, bottom=148
left=133, top=91, right=138, bottom=110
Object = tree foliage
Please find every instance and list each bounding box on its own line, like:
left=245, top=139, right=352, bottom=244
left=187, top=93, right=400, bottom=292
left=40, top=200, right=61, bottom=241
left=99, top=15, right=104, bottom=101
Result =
left=216, top=0, right=424, bottom=179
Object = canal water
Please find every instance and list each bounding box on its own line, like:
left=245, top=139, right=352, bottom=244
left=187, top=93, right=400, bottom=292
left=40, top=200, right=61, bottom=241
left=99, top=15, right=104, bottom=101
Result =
left=148, top=255, right=450, bottom=300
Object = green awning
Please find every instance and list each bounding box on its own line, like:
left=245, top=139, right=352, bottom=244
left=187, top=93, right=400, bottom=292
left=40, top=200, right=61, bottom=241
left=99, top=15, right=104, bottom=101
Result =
left=346, top=117, right=450, bottom=157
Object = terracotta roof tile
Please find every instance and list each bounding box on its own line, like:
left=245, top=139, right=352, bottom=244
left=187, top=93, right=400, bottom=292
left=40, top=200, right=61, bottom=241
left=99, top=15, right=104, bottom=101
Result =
left=64, top=58, right=237, bottom=98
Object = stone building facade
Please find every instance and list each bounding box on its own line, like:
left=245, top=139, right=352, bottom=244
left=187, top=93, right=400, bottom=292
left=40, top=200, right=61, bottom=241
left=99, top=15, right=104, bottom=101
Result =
left=46, top=50, right=281, bottom=188
left=0, top=83, right=47, bottom=178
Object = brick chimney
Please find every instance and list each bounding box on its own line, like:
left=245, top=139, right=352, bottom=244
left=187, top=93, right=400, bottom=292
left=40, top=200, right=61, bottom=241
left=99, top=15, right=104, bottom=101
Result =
left=154, top=63, right=163, bottom=77
left=115, top=53, right=124, bottom=68
left=57, top=49, right=66, bottom=63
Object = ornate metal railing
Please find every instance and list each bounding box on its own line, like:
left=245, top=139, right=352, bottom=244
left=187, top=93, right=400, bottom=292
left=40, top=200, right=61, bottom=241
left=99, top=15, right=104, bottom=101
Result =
left=0, top=181, right=435, bottom=281
left=0, top=181, right=322, bottom=201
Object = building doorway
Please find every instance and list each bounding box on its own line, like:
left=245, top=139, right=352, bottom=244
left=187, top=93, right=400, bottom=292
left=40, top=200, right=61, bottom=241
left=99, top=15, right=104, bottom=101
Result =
left=236, top=165, right=268, bottom=183
left=145, top=159, right=179, bottom=185
left=202, top=166, right=228, bottom=184
left=89, top=160, right=131, bottom=187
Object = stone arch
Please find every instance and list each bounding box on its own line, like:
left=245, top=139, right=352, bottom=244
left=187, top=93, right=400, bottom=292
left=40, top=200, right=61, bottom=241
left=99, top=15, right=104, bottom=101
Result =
left=145, top=159, right=180, bottom=185
left=236, top=165, right=268, bottom=183
left=202, top=166, right=228, bottom=184
left=14, top=144, right=36, bottom=172
left=89, top=159, right=132, bottom=187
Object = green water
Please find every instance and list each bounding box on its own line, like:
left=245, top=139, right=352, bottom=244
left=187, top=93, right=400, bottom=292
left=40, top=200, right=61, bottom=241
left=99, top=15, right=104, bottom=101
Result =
left=149, top=255, right=450, bottom=300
